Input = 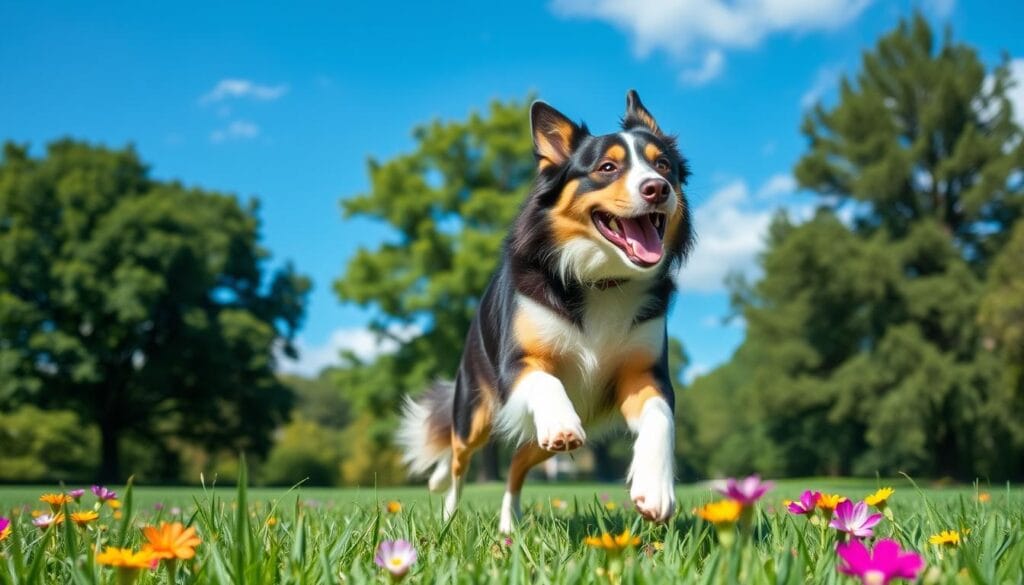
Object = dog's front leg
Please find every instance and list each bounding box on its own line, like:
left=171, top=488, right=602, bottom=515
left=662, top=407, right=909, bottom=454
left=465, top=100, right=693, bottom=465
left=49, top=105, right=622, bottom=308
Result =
left=617, top=366, right=675, bottom=522
left=506, top=369, right=586, bottom=452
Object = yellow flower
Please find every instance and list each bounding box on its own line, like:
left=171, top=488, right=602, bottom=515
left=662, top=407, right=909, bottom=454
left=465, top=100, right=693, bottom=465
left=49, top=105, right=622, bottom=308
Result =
left=386, top=500, right=401, bottom=514
left=108, top=499, right=122, bottom=510
left=929, top=530, right=962, bottom=547
left=694, top=499, right=743, bottom=525
left=977, top=492, right=991, bottom=503
left=864, top=487, right=894, bottom=508
left=95, top=546, right=158, bottom=569
left=584, top=530, right=640, bottom=553
left=266, top=517, right=278, bottom=527
left=816, top=493, right=847, bottom=514
left=142, top=522, right=202, bottom=560
left=651, top=541, right=664, bottom=551
left=551, top=498, right=568, bottom=510
left=604, top=501, right=617, bottom=511
left=71, top=511, right=99, bottom=527
left=113, top=511, right=123, bottom=520
left=39, top=493, right=72, bottom=511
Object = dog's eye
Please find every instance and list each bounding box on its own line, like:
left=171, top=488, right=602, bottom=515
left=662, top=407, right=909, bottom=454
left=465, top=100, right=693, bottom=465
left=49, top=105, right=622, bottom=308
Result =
left=655, top=158, right=671, bottom=172
left=597, top=161, right=618, bottom=173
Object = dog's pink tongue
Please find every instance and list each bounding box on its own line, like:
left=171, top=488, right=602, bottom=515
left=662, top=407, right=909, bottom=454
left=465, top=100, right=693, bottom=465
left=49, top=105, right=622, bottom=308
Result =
left=620, top=216, right=663, bottom=263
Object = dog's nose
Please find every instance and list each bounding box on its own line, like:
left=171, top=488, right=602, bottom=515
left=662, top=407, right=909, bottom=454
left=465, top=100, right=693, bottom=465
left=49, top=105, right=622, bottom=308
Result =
left=640, top=178, right=670, bottom=204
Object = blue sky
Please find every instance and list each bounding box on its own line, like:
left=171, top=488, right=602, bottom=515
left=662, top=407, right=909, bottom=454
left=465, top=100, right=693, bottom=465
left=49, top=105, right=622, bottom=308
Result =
left=3, top=0, right=1022, bottom=379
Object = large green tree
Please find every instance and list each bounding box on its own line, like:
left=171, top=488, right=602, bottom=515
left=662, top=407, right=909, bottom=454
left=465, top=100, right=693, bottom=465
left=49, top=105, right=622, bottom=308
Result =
left=0, top=140, right=310, bottom=481
left=684, top=14, right=1024, bottom=480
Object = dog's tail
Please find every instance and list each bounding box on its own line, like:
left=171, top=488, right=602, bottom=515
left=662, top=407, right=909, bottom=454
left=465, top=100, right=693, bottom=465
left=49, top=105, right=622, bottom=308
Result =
left=396, top=381, right=454, bottom=492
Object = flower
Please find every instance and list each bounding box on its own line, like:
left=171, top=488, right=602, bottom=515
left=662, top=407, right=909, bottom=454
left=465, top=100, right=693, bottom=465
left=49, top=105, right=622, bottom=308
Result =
left=817, top=493, right=847, bottom=515
left=604, top=501, right=617, bottom=511
left=694, top=499, right=743, bottom=526
left=928, top=530, right=962, bottom=547
left=715, top=475, right=774, bottom=506
left=374, top=539, right=417, bottom=580
left=977, top=492, right=991, bottom=504
left=32, top=513, right=64, bottom=529
left=584, top=530, right=640, bottom=554
left=830, top=500, right=883, bottom=539
left=108, top=499, right=122, bottom=510
left=71, top=511, right=99, bottom=527
left=39, top=493, right=72, bottom=510
left=266, top=517, right=278, bottom=527
left=96, top=547, right=159, bottom=569
left=551, top=498, right=568, bottom=510
left=865, top=487, right=895, bottom=509
left=787, top=490, right=821, bottom=515
left=836, top=538, right=924, bottom=585
left=142, top=522, right=202, bottom=560
left=67, top=489, right=85, bottom=502
left=92, top=485, right=117, bottom=502
left=386, top=500, right=401, bottom=514
left=0, top=517, right=10, bottom=542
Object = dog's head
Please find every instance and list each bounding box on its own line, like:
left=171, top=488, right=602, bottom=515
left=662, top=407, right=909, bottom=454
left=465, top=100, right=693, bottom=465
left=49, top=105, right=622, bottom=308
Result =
left=521, top=90, right=692, bottom=284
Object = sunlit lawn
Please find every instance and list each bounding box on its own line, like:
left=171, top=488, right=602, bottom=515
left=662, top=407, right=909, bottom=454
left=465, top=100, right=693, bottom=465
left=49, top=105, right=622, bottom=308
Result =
left=0, top=474, right=1021, bottom=583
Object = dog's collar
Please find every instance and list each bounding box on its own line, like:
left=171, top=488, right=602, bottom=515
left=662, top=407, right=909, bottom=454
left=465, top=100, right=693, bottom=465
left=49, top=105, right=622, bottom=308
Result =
left=590, top=278, right=629, bottom=290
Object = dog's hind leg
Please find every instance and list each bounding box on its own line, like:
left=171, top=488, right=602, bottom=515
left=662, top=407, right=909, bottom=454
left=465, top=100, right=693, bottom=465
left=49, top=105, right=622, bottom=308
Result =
left=444, top=401, right=492, bottom=521
left=499, top=442, right=553, bottom=533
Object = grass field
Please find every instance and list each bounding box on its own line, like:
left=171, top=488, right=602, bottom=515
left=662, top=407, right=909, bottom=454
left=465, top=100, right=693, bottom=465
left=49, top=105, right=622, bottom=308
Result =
left=0, top=472, right=1021, bottom=583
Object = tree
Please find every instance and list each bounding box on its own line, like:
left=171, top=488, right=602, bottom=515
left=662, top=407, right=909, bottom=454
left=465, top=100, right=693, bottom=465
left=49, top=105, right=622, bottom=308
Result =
left=0, top=140, right=310, bottom=482
left=686, top=14, right=1024, bottom=480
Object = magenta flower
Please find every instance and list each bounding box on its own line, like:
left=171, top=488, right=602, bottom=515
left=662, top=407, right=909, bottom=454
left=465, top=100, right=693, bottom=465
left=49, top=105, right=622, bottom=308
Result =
left=715, top=475, right=775, bottom=506
left=66, top=489, right=85, bottom=502
left=830, top=499, right=883, bottom=538
left=374, top=539, right=417, bottom=580
left=91, top=485, right=117, bottom=501
left=787, top=490, right=821, bottom=515
left=837, top=538, right=924, bottom=584
left=0, top=517, right=10, bottom=539
left=32, top=513, right=61, bottom=529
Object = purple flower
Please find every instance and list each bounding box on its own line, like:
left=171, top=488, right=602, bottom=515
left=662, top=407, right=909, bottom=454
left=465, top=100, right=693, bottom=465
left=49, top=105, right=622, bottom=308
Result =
left=32, top=513, right=62, bottom=529
left=787, top=490, right=821, bottom=515
left=715, top=475, right=775, bottom=506
left=0, top=517, right=10, bottom=539
left=837, top=538, right=924, bottom=584
left=830, top=500, right=883, bottom=538
left=66, top=489, right=85, bottom=502
left=374, top=539, right=417, bottom=580
left=91, top=485, right=117, bottom=501
left=153, top=503, right=165, bottom=511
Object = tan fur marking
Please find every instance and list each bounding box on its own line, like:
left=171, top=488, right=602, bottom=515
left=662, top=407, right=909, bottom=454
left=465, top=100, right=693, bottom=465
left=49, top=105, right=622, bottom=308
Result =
left=605, top=144, right=626, bottom=161
left=536, top=122, right=575, bottom=165
left=549, top=176, right=634, bottom=244
left=450, top=384, right=494, bottom=478
left=644, top=143, right=663, bottom=162
left=615, top=355, right=661, bottom=421
left=506, top=442, right=554, bottom=494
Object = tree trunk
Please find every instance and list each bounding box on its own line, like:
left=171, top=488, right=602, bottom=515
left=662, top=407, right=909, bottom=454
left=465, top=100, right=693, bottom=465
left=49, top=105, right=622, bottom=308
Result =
left=98, top=420, right=122, bottom=483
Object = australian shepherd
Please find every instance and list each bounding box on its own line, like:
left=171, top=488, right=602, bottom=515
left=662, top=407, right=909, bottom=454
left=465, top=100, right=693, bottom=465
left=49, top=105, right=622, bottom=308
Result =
left=397, top=90, right=692, bottom=532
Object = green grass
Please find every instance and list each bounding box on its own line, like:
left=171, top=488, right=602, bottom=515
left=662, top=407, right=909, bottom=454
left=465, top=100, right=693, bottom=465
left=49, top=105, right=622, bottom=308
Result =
left=0, top=471, right=1021, bottom=583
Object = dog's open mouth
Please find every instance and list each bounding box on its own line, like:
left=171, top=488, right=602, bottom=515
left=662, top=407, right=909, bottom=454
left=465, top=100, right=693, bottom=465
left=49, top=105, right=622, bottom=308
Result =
left=592, top=210, right=666, bottom=267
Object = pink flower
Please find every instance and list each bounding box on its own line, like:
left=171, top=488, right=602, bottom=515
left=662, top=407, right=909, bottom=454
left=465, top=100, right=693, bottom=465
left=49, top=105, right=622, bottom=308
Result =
left=66, top=489, right=85, bottom=502
left=92, top=485, right=117, bottom=501
left=715, top=475, right=775, bottom=506
left=374, top=539, right=417, bottom=580
left=830, top=500, right=883, bottom=539
left=837, top=538, right=924, bottom=584
left=787, top=490, right=821, bottom=515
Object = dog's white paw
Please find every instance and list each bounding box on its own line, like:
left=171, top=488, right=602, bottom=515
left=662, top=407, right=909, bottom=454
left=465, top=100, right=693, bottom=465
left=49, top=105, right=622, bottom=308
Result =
left=629, top=467, right=675, bottom=522
left=534, top=409, right=586, bottom=452
left=498, top=491, right=520, bottom=534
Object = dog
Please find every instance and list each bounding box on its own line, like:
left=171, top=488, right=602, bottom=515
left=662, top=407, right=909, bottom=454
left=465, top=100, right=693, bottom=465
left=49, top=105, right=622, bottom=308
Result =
left=397, top=90, right=692, bottom=532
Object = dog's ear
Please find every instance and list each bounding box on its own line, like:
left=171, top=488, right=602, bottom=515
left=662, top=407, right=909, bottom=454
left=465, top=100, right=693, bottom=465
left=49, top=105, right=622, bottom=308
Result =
left=531, top=101, right=581, bottom=168
left=622, top=89, right=662, bottom=135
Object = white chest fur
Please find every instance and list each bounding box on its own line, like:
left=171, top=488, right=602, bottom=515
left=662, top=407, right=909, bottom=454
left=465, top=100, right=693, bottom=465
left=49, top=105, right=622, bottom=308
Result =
left=514, top=286, right=665, bottom=424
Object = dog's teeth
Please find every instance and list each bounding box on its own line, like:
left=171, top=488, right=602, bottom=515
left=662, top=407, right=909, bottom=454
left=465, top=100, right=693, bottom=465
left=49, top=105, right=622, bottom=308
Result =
left=609, top=218, right=621, bottom=233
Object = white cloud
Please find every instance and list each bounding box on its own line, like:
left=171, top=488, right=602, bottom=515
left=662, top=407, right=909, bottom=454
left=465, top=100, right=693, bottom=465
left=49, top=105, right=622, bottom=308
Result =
left=679, top=180, right=774, bottom=292
left=552, top=0, right=871, bottom=78
left=923, top=0, right=955, bottom=18
left=210, top=120, right=261, bottom=143
left=756, top=173, right=797, bottom=198
left=680, top=49, right=725, bottom=85
left=1008, top=59, right=1024, bottom=129
left=684, top=362, right=710, bottom=384
left=276, top=324, right=421, bottom=377
left=801, top=65, right=842, bottom=109
left=200, top=78, right=289, bottom=104
left=679, top=174, right=813, bottom=292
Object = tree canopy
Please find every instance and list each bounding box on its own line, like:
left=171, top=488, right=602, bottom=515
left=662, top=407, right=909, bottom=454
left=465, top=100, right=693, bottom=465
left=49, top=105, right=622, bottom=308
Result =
left=684, top=14, right=1024, bottom=481
left=0, top=140, right=310, bottom=481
